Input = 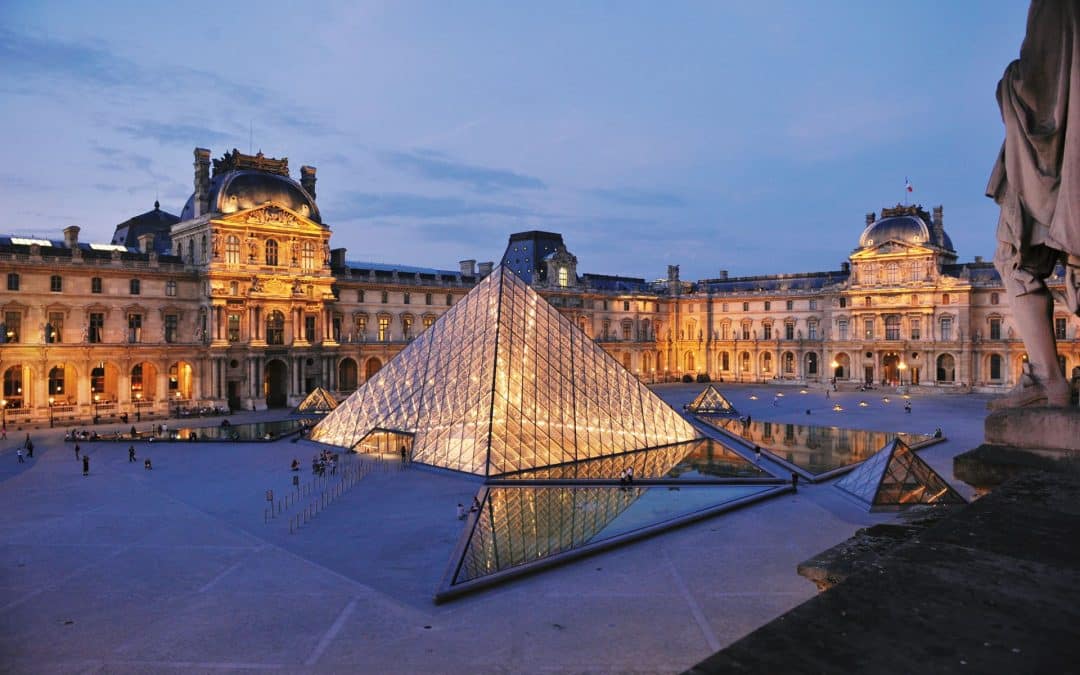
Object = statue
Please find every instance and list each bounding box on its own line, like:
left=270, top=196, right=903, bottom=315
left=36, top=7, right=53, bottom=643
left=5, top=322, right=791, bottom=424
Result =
left=988, top=0, right=1080, bottom=408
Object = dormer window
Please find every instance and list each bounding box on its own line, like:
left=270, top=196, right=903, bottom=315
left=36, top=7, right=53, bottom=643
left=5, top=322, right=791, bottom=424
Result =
left=558, top=267, right=569, bottom=287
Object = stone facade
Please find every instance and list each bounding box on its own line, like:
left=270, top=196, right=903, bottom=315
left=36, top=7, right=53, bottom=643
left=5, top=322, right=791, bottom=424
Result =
left=1, top=148, right=1078, bottom=426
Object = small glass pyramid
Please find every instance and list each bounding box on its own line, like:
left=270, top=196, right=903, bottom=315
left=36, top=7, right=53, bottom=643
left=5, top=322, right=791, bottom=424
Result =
left=686, top=384, right=738, bottom=415
left=835, top=438, right=966, bottom=511
left=295, top=387, right=339, bottom=415
left=312, top=267, right=700, bottom=476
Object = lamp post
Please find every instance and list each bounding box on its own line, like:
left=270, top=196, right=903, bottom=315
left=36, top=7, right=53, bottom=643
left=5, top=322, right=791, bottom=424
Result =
left=48, top=396, right=54, bottom=428
left=1, top=398, right=6, bottom=429
left=135, top=392, right=142, bottom=422
left=93, top=394, right=101, bottom=425
left=174, top=391, right=182, bottom=419
left=898, top=361, right=907, bottom=388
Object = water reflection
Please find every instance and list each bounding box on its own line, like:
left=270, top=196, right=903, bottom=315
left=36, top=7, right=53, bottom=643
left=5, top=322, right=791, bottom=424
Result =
left=453, top=484, right=772, bottom=585
left=502, top=438, right=770, bottom=480
left=167, top=419, right=306, bottom=441
left=699, top=416, right=933, bottom=477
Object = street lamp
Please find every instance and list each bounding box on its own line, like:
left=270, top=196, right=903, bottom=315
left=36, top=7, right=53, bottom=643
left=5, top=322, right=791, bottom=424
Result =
left=1, top=398, right=6, bottom=429
left=48, top=396, right=54, bottom=428
left=135, top=392, right=142, bottom=422
left=93, top=394, right=101, bottom=424
left=898, top=361, right=907, bottom=387
left=174, top=391, right=182, bottom=419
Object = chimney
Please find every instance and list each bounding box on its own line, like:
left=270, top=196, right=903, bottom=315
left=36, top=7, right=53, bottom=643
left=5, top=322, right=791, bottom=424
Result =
left=718, top=269, right=728, bottom=280
left=459, top=259, right=476, bottom=276
left=841, top=261, right=851, bottom=274
left=974, top=255, right=984, bottom=263
left=300, top=165, right=317, bottom=200
left=865, top=212, right=876, bottom=226
left=477, top=261, right=493, bottom=277
left=193, top=147, right=211, bottom=217
left=932, top=205, right=945, bottom=246
left=63, top=225, right=80, bottom=249
left=330, top=247, right=346, bottom=269
left=137, top=233, right=155, bottom=254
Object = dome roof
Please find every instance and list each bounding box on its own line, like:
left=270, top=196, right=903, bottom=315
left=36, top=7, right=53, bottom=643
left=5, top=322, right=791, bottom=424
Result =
left=180, top=170, right=321, bottom=223
left=858, top=215, right=931, bottom=248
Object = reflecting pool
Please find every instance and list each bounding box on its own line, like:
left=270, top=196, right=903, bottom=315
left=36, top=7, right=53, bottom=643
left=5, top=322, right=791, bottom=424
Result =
left=698, top=416, right=934, bottom=478
left=164, top=419, right=307, bottom=442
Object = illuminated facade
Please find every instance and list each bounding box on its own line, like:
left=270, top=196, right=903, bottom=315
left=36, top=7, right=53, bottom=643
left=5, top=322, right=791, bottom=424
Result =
left=2, top=146, right=1079, bottom=427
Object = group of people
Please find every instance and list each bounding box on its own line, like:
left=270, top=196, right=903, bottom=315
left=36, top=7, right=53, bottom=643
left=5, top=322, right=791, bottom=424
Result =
left=15, top=434, right=34, bottom=463
left=310, top=450, right=340, bottom=476
left=618, top=466, right=635, bottom=487
left=456, top=496, right=482, bottom=520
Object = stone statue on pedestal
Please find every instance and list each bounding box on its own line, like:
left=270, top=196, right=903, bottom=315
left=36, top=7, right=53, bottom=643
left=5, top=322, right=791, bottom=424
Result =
left=989, top=0, right=1080, bottom=408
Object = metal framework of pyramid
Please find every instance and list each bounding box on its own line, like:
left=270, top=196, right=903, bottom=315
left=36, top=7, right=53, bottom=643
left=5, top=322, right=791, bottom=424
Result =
left=686, top=384, right=738, bottom=415
left=311, top=266, right=699, bottom=476
left=835, top=438, right=966, bottom=511
left=296, top=387, right=339, bottom=414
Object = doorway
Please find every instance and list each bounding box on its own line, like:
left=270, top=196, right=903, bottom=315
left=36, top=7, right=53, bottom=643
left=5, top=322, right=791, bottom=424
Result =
left=264, top=359, right=288, bottom=408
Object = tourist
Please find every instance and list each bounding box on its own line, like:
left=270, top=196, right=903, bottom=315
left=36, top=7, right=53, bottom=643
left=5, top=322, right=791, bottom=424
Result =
left=0, top=424, right=6, bottom=440
left=755, top=445, right=762, bottom=463
left=905, top=402, right=912, bottom=414
left=82, top=455, right=89, bottom=476
left=291, top=459, right=300, bottom=472
left=399, top=445, right=408, bottom=466
left=825, top=389, right=830, bottom=400
left=805, top=408, right=811, bottom=415
left=74, top=443, right=80, bottom=461
left=16, top=449, right=24, bottom=463
left=471, top=496, right=481, bottom=512
left=144, top=458, right=152, bottom=471
left=791, top=472, right=799, bottom=492
left=456, top=503, right=466, bottom=520
left=934, top=427, right=943, bottom=439
left=25, top=440, right=33, bottom=459
left=128, top=445, right=136, bottom=462
left=626, top=466, right=634, bottom=485
left=619, top=468, right=628, bottom=486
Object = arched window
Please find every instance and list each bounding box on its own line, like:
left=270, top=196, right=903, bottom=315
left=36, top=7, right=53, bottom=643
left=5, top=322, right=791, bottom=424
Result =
left=265, top=239, right=279, bottom=266
left=684, top=351, right=695, bottom=371
left=301, top=241, right=316, bottom=271
left=225, top=235, right=240, bottom=265
left=91, top=365, right=105, bottom=395
left=806, top=352, right=818, bottom=375
left=782, top=352, right=794, bottom=375
left=2, top=366, right=22, bottom=408
left=740, top=351, right=751, bottom=372
left=558, top=267, right=569, bottom=287
left=131, top=364, right=143, bottom=394
left=48, top=366, right=65, bottom=396
left=989, top=354, right=1002, bottom=380
left=266, top=311, right=285, bottom=345
left=200, top=235, right=207, bottom=262
left=936, top=354, right=956, bottom=382
left=761, top=352, right=773, bottom=373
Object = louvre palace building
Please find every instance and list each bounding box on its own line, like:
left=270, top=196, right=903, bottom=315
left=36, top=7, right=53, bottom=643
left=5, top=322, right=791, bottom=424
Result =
left=1, top=147, right=1078, bottom=426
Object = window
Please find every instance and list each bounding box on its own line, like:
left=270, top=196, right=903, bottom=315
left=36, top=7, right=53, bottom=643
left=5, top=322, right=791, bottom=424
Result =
left=809, top=299, right=818, bottom=310
left=602, top=320, right=611, bottom=340
left=227, top=314, right=240, bottom=342
left=785, top=323, right=795, bottom=340
left=201, top=235, right=207, bottom=262
left=742, top=302, right=749, bottom=312
left=786, top=300, right=793, bottom=310
left=1055, top=317, right=1067, bottom=340
left=47, top=312, right=63, bottom=343
left=721, top=352, right=730, bottom=371
left=942, top=293, right=950, bottom=305
left=305, top=315, right=316, bottom=342
left=403, top=292, right=411, bottom=305
left=7, top=273, right=19, bottom=291
left=425, top=293, right=432, bottom=305
left=265, top=239, right=279, bottom=266
left=885, top=262, right=899, bottom=284
left=378, top=316, right=390, bottom=341
left=990, top=318, right=1001, bottom=340
left=740, top=351, right=751, bottom=372
left=722, top=303, right=728, bottom=312
left=990, top=354, right=1003, bottom=380
left=623, top=300, right=630, bottom=311
left=720, top=324, right=729, bottom=340
left=91, top=366, right=105, bottom=394
left=446, top=293, right=453, bottom=306
left=910, top=318, right=921, bottom=340
left=166, top=280, right=177, bottom=297
left=990, top=292, right=999, bottom=306
left=381, top=291, right=388, bottom=304
left=839, top=297, right=847, bottom=308
left=89, top=313, right=104, bottom=343
left=333, top=316, right=342, bottom=342
left=763, top=323, right=772, bottom=340
left=91, top=277, right=102, bottom=294
left=764, top=301, right=771, bottom=311
left=403, top=316, right=413, bottom=340
left=301, top=241, right=316, bottom=271
left=838, top=319, right=849, bottom=341
left=807, top=352, right=818, bottom=375
left=741, top=323, right=751, bottom=340
left=49, top=366, right=65, bottom=397
left=129, top=279, right=141, bottom=295
left=936, top=354, right=956, bottom=382
left=50, top=275, right=62, bottom=292
left=864, top=296, right=872, bottom=307
left=808, top=320, right=818, bottom=340
left=230, top=281, right=239, bottom=296
left=3, top=311, right=21, bottom=343
left=622, top=322, right=632, bottom=340
left=3, top=367, right=23, bottom=408
left=130, top=364, right=143, bottom=395
left=863, top=265, right=876, bottom=284
left=885, top=316, right=901, bottom=340
left=864, top=318, right=874, bottom=340
left=940, top=317, right=953, bottom=341
left=165, top=314, right=178, bottom=343
left=127, top=314, right=142, bottom=343
left=423, top=315, right=435, bottom=330
left=266, top=311, right=285, bottom=345
left=558, top=267, right=569, bottom=287
left=783, top=352, right=794, bottom=374
left=358, top=289, right=365, bottom=303
left=226, top=235, right=240, bottom=265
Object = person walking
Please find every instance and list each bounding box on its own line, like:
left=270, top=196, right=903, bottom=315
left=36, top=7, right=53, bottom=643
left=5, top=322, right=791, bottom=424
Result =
left=1, top=424, right=6, bottom=440
left=16, top=448, right=24, bottom=463
left=74, top=443, right=81, bottom=461
left=25, top=440, right=33, bottom=459
left=82, top=455, right=89, bottom=476
left=905, top=401, right=912, bottom=414
left=144, top=458, right=152, bottom=470
left=128, top=445, right=136, bottom=462
left=399, top=445, right=408, bottom=466
left=755, top=445, right=763, bottom=464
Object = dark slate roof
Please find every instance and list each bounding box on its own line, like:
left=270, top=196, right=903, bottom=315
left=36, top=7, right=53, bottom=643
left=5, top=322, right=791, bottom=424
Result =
left=0, top=236, right=183, bottom=264
left=180, top=170, right=321, bottom=223
left=111, top=201, right=180, bottom=255
left=942, top=262, right=1002, bottom=284
left=344, top=260, right=470, bottom=283
left=696, top=271, right=850, bottom=293
left=580, top=273, right=650, bottom=292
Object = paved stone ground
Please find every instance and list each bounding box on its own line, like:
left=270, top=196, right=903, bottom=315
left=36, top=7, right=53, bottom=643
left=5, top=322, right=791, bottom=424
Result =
left=0, top=384, right=991, bottom=673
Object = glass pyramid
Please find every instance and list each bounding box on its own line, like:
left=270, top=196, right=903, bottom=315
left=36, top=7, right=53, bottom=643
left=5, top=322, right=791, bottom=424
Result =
left=835, top=438, right=966, bottom=511
left=295, top=387, right=339, bottom=415
left=312, top=266, right=700, bottom=476
left=686, top=384, right=738, bottom=415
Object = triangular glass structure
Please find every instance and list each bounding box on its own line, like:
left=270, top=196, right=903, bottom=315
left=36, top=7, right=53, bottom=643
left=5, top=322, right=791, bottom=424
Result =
left=835, top=438, right=966, bottom=510
left=686, top=384, right=738, bottom=415
left=295, top=387, right=339, bottom=415
left=312, top=267, right=699, bottom=476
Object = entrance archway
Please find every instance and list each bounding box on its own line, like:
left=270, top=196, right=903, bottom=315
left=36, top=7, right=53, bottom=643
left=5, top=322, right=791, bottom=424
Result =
left=833, top=352, right=850, bottom=380
left=882, top=352, right=900, bottom=385
left=365, top=357, right=382, bottom=381
left=264, top=359, right=288, bottom=408
left=338, top=358, right=358, bottom=391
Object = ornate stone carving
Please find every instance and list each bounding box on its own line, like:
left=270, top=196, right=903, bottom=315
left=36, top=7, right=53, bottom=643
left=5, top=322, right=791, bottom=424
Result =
left=245, top=206, right=301, bottom=226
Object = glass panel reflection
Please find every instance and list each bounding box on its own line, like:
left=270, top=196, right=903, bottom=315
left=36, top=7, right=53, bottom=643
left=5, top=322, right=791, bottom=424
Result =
left=453, top=484, right=773, bottom=585
left=836, top=438, right=965, bottom=510
left=699, top=416, right=933, bottom=477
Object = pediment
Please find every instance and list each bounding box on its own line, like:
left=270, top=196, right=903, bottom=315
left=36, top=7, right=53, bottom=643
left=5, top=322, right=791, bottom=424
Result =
left=217, top=203, right=322, bottom=232
left=850, top=240, right=933, bottom=260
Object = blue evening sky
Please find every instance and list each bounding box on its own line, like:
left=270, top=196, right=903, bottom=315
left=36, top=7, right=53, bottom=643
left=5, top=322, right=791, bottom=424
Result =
left=0, top=1, right=1027, bottom=280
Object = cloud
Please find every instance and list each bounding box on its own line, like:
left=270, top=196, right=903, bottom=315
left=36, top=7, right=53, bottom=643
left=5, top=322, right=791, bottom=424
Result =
left=332, top=191, right=537, bottom=219
left=379, top=149, right=546, bottom=193
left=0, top=29, right=140, bottom=86
left=589, top=187, right=685, bottom=208
left=114, top=121, right=234, bottom=146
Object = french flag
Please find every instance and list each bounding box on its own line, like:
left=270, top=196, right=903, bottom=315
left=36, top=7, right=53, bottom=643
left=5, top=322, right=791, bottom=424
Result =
left=905, top=177, right=914, bottom=193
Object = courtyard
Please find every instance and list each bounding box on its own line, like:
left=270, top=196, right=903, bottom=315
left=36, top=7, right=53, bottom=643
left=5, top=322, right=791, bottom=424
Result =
left=0, top=383, right=987, bottom=673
